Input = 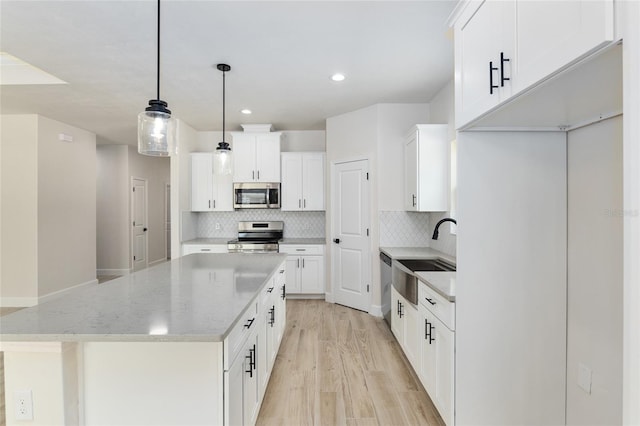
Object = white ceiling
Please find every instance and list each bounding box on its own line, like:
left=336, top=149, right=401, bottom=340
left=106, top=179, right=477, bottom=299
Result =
left=0, top=1, right=456, bottom=145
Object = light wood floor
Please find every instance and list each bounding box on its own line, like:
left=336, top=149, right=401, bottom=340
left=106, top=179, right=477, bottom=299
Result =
left=257, top=299, right=445, bottom=426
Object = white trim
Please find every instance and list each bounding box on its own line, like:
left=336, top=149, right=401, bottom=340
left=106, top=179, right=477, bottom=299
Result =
left=0, top=297, right=38, bottom=307
left=97, top=269, right=129, bottom=276
left=0, top=341, right=65, bottom=353
left=148, top=258, right=167, bottom=268
left=285, top=294, right=325, bottom=300
left=38, top=279, right=98, bottom=305
left=368, top=304, right=383, bottom=318
left=324, top=292, right=334, bottom=303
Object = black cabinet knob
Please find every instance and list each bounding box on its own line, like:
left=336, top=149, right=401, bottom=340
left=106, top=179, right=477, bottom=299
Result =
left=333, top=238, right=341, bottom=244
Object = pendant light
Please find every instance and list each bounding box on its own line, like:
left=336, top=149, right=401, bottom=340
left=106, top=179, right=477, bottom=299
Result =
left=213, top=63, right=232, bottom=175
left=138, top=0, right=176, bottom=157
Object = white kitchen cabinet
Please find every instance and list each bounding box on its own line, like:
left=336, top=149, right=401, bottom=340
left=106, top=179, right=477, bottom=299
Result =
left=231, top=132, right=282, bottom=182
left=514, top=0, right=614, bottom=93
left=454, top=0, right=515, bottom=127
left=225, top=347, right=244, bottom=426
left=281, top=152, right=325, bottom=211
left=279, top=245, right=325, bottom=295
left=404, top=125, right=449, bottom=212
left=182, top=244, right=228, bottom=256
left=390, top=286, right=420, bottom=368
left=453, top=0, right=615, bottom=128
left=191, top=152, right=233, bottom=212
left=420, top=306, right=455, bottom=426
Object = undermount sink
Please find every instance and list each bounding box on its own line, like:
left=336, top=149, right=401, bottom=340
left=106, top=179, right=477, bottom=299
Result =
left=397, top=258, right=456, bottom=272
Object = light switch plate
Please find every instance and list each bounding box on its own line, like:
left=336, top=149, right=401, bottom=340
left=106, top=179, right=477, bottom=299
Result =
left=578, top=363, right=592, bottom=394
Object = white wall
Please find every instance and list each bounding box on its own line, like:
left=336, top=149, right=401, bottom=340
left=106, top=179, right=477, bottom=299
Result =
left=96, top=145, right=129, bottom=273
left=566, top=116, right=623, bottom=424
left=127, top=146, right=170, bottom=266
left=0, top=115, right=39, bottom=305
left=326, top=103, right=429, bottom=312
left=456, top=130, right=567, bottom=425
left=37, top=116, right=97, bottom=297
left=281, top=130, right=325, bottom=152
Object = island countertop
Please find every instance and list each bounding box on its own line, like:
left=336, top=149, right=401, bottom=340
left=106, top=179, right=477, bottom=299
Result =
left=0, top=253, right=286, bottom=343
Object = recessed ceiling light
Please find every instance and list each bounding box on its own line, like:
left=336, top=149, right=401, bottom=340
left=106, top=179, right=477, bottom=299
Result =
left=330, top=73, right=346, bottom=82
left=240, top=109, right=252, bottom=114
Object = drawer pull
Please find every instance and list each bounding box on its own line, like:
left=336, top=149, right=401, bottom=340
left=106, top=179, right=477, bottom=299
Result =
left=201, top=248, right=211, bottom=252
left=279, top=269, right=285, bottom=274
left=281, top=285, right=286, bottom=300
left=269, top=306, right=275, bottom=326
left=244, top=318, right=255, bottom=329
left=296, top=248, right=306, bottom=252
left=425, top=320, right=435, bottom=344
left=425, top=297, right=436, bottom=306
left=489, top=60, right=499, bottom=94
left=267, top=287, right=274, bottom=293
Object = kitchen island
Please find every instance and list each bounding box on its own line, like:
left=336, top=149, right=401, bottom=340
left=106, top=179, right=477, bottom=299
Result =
left=0, top=253, right=287, bottom=426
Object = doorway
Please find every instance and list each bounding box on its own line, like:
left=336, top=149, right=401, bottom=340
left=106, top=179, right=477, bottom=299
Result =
left=131, top=177, right=148, bottom=272
left=330, top=158, right=371, bottom=312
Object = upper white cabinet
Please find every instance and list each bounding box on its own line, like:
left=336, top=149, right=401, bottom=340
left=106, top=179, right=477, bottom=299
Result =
left=231, top=132, right=282, bottom=182
left=453, top=0, right=615, bottom=128
left=404, top=125, right=449, bottom=212
left=281, top=152, right=325, bottom=211
left=190, top=152, right=233, bottom=212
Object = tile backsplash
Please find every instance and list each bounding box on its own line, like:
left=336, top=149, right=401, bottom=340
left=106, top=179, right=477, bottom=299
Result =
left=379, top=210, right=457, bottom=257
left=196, top=210, right=325, bottom=239
left=379, top=211, right=431, bottom=247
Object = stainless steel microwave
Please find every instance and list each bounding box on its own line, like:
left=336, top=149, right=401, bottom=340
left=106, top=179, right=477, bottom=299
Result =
left=233, top=183, right=280, bottom=209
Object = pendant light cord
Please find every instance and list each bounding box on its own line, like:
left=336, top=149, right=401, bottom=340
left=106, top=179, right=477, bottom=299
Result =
left=222, top=69, right=226, bottom=142
left=156, top=0, right=161, bottom=101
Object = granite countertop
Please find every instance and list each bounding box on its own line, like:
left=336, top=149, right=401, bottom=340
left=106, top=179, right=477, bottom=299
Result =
left=280, top=238, right=326, bottom=245
left=379, top=247, right=456, bottom=265
left=182, top=238, right=231, bottom=245
left=0, top=253, right=286, bottom=343
left=416, top=271, right=456, bottom=301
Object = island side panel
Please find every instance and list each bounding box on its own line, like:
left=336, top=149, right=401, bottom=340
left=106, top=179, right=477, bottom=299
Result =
left=82, top=342, right=223, bottom=425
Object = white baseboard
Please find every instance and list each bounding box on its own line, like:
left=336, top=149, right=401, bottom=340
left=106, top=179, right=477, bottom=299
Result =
left=369, top=304, right=383, bottom=318
left=97, top=269, right=130, bottom=276
left=148, top=258, right=167, bottom=267
left=286, top=294, right=325, bottom=300
left=324, top=292, right=334, bottom=303
left=38, top=279, right=98, bottom=305
left=0, top=297, right=38, bottom=308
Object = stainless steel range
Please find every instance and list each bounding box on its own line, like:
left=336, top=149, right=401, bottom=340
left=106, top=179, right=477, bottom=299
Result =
left=227, top=221, right=283, bottom=253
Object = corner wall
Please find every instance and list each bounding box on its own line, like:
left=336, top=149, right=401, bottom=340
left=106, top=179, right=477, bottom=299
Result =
left=0, top=115, right=39, bottom=305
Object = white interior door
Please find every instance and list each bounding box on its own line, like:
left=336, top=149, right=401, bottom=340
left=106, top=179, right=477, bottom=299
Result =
left=331, top=159, right=370, bottom=312
left=165, top=183, right=171, bottom=259
left=131, top=177, right=148, bottom=271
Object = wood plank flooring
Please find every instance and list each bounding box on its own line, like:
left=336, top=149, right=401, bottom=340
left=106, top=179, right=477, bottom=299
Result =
left=257, top=300, right=445, bottom=426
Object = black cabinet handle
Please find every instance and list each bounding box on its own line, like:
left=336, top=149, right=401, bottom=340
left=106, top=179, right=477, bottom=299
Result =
left=399, top=302, right=404, bottom=318
left=333, top=238, right=341, bottom=244
left=281, top=285, right=286, bottom=300
left=267, top=287, right=274, bottom=293
left=269, top=306, right=275, bottom=326
left=244, top=318, right=255, bottom=329
left=500, top=51, right=510, bottom=86
left=412, top=194, right=417, bottom=207
left=245, top=344, right=256, bottom=376
left=425, top=297, right=436, bottom=306
left=425, top=319, right=429, bottom=340
left=489, top=61, right=499, bottom=94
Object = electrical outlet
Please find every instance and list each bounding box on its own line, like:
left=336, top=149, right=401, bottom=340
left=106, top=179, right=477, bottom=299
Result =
left=578, top=363, right=592, bottom=394
left=14, top=390, right=34, bottom=421
left=215, top=223, right=221, bottom=230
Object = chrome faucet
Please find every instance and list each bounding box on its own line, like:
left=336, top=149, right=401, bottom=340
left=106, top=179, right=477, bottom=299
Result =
left=432, top=218, right=457, bottom=240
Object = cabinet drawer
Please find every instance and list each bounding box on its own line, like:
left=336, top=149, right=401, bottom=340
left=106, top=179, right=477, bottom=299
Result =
left=261, top=276, right=276, bottom=308
left=224, top=301, right=259, bottom=370
left=279, top=244, right=324, bottom=255
left=182, top=244, right=228, bottom=255
left=418, top=282, right=455, bottom=331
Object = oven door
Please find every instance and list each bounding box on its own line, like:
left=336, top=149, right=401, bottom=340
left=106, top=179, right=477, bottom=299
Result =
left=233, top=183, right=280, bottom=209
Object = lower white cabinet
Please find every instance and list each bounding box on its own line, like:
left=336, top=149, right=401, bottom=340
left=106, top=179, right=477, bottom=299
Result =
left=224, top=262, right=287, bottom=426
left=279, top=245, right=325, bottom=295
left=182, top=244, right=228, bottom=255
left=390, top=286, right=420, bottom=367
left=391, top=282, right=455, bottom=426
left=420, top=305, right=454, bottom=426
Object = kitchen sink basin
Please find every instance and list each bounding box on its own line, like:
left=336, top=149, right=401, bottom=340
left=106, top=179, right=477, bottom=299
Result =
left=397, top=258, right=456, bottom=272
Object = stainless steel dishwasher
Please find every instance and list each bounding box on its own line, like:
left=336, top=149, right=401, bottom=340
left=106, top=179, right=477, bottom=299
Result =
left=380, top=252, right=392, bottom=326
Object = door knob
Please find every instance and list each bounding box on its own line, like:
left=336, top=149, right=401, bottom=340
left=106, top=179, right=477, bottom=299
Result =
left=333, top=238, right=340, bottom=244
left=143, top=228, right=148, bottom=232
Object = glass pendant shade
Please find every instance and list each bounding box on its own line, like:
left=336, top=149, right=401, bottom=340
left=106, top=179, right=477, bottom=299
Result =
left=138, top=107, right=176, bottom=156
left=214, top=142, right=232, bottom=175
